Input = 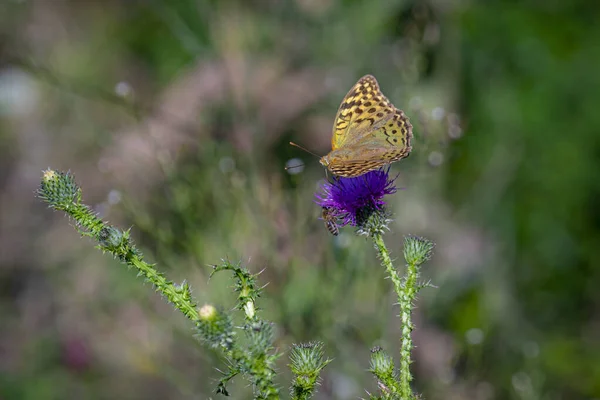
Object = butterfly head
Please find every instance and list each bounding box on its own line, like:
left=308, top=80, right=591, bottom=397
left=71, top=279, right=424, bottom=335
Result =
left=319, top=155, right=330, bottom=167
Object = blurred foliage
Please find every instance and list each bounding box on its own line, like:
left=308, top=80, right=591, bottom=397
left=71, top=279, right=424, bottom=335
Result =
left=1, top=0, right=599, bottom=399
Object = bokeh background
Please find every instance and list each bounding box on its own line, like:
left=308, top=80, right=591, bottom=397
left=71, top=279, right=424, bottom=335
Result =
left=1, top=0, right=599, bottom=399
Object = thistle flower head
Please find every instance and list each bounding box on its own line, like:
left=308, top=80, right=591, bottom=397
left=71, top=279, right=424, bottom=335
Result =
left=403, top=235, right=435, bottom=266
left=198, top=304, right=217, bottom=320
left=289, top=341, right=332, bottom=398
left=315, top=169, right=398, bottom=233
left=37, top=169, right=81, bottom=210
left=196, top=305, right=235, bottom=351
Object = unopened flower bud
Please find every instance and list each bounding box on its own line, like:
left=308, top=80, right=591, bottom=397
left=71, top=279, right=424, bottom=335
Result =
left=38, top=169, right=81, bottom=209
left=199, top=304, right=217, bottom=321
left=403, top=235, right=434, bottom=266
left=244, top=300, right=255, bottom=319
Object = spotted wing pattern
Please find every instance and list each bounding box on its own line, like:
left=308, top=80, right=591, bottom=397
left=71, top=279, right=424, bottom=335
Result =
left=324, top=75, right=413, bottom=177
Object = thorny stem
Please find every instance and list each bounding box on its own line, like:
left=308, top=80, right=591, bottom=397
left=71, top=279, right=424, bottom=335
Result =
left=38, top=169, right=286, bottom=398
left=130, top=255, right=199, bottom=320
left=37, top=169, right=199, bottom=321
left=398, top=256, right=419, bottom=398
left=372, top=232, right=416, bottom=400
left=372, top=233, right=403, bottom=298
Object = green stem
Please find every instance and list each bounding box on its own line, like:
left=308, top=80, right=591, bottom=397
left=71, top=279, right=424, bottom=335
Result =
left=372, top=233, right=403, bottom=297
left=398, top=258, right=418, bottom=398
left=39, top=170, right=286, bottom=398
left=37, top=169, right=199, bottom=323
left=210, top=262, right=280, bottom=398
left=372, top=233, right=415, bottom=400
left=130, top=255, right=199, bottom=320
left=289, top=342, right=332, bottom=400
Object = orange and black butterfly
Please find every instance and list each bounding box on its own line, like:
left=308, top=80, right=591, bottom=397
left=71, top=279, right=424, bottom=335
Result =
left=319, top=75, right=413, bottom=177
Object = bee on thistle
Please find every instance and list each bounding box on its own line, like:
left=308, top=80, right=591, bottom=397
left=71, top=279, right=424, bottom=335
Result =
left=315, top=168, right=397, bottom=228
left=321, top=206, right=340, bottom=236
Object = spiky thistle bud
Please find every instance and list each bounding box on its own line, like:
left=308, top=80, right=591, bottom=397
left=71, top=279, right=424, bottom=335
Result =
left=289, top=342, right=332, bottom=399
left=403, top=235, right=434, bottom=266
left=369, top=346, right=401, bottom=398
left=38, top=169, right=81, bottom=211
left=196, top=305, right=235, bottom=351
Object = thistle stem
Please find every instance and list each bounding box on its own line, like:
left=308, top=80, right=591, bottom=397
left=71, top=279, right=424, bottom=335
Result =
left=372, top=233, right=416, bottom=400
left=130, top=255, right=199, bottom=320
left=372, top=233, right=403, bottom=298
left=37, top=169, right=200, bottom=321
left=38, top=169, right=314, bottom=398
left=398, top=253, right=419, bottom=399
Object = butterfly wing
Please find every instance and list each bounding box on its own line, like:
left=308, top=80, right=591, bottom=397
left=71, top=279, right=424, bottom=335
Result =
left=331, top=75, right=398, bottom=150
left=327, top=108, right=413, bottom=177
left=326, top=158, right=389, bottom=177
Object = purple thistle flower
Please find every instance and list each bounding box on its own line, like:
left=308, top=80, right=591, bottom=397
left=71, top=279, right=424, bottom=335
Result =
left=315, top=168, right=398, bottom=229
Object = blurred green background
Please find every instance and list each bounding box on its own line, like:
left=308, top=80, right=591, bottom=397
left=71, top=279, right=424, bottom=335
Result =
left=1, top=0, right=599, bottom=399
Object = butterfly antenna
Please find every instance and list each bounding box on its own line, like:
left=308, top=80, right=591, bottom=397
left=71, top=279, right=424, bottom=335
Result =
left=284, top=163, right=305, bottom=172
left=289, top=142, right=321, bottom=158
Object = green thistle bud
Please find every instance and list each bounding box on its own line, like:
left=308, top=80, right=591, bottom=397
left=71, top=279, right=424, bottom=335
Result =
left=357, top=207, right=392, bottom=237
left=98, top=226, right=123, bottom=249
left=403, top=235, right=434, bottom=266
left=38, top=169, right=81, bottom=210
left=246, top=320, right=274, bottom=356
left=369, top=346, right=396, bottom=378
left=289, top=342, right=328, bottom=375
left=198, top=304, right=217, bottom=321
left=369, top=346, right=401, bottom=398
left=196, top=305, right=234, bottom=351
left=289, top=341, right=332, bottom=398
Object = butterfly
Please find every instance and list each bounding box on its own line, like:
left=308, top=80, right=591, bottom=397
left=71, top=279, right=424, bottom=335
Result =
left=321, top=206, right=339, bottom=236
left=319, top=75, right=413, bottom=177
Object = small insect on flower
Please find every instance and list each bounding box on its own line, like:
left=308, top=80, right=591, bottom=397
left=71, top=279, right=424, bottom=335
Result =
left=321, top=206, right=339, bottom=236
left=315, top=168, right=398, bottom=229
